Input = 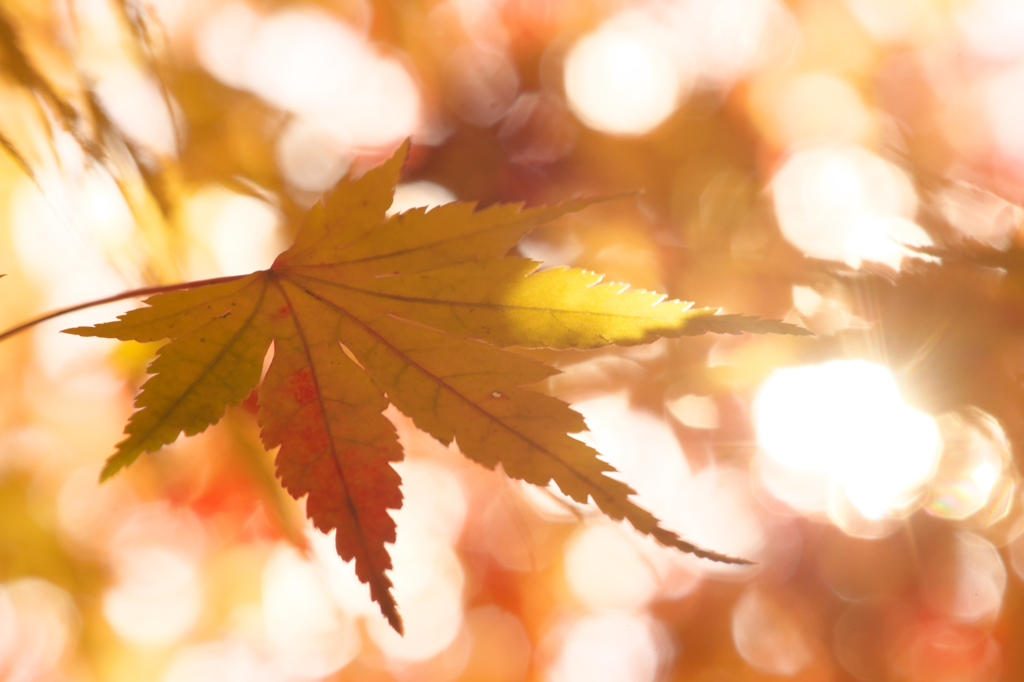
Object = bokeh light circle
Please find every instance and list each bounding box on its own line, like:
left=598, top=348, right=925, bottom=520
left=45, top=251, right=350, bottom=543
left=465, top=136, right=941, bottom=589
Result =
left=563, top=16, right=683, bottom=136
left=772, top=144, right=928, bottom=267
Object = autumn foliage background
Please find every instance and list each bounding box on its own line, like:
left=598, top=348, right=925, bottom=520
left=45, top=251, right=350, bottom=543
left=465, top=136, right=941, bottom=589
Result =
left=2, top=0, right=1024, bottom=681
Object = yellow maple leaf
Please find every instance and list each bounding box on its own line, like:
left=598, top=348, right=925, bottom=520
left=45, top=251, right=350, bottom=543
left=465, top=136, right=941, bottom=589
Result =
left=65, top=142, right=806, bottom=633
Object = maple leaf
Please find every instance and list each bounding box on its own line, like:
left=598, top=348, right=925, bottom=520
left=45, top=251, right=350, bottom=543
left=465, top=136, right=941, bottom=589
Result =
left=65, top=142, right=807, bottom=633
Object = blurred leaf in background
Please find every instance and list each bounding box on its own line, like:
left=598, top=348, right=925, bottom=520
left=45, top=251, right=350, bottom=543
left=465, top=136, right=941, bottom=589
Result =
left=2, top=0, right=1024, bottom=681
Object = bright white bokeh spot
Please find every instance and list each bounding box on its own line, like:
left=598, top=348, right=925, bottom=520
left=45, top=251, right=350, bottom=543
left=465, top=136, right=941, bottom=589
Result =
left=243, top=10, right=366, bottom=115
left=275, top=118, right=353, bottom=192
left=0, top=579, right=79, bottom=681
left=163, top=641, right=282, bottom=682
left=442, top=44, right=520, bottom=127
left=573, top=394, right=763, bottom=575
left=102, top=504, right=208, bottom=645
left=564, top=523, right=660, bottom=611
left=924, top=533, right=1006, bottom=622
left=983, top=63, right=1024, bottom=165
left=303, top=459, right=467, bottom=663
left=791, top=285, right=824, bottom=316
left=956, top=0, right=1024, bottom=62
left=57, top=464, right=140, bottom=553
left=572, top=394, right=690, bottom=521
left=261, top=546, right=360, bottom=677
left=844, top=0, right=931, bottom=42
left=666, top=394, right=720, bottom=430
left=244, top=9, right=419, bottom=147
left=732, top=588, right=812, bottom=675
left=767, top=72, right=874, bottom=146
left=546, top=614, right=669, bottom=682
left=309, top=57, right=420, bottom=148
left=844, top=216, right=933, bottom=270
left=461, top=606, right=532, bottom=682
left=755, top=453, right=833, bottom=514
left=103, top=547, right=203, bottom=644
left=754, top=360, right=940, bottom=521
left=669, top=466, right=767, bottom=574
left=667, top=0, right=798, bottom=86
left=973, top=464, right=1000, bottom=494
left=564, top=14, right=684, bottom=136
left=772, top=145, right=928, bottom=267
left=10, top=172, right=134, bottom=296
left=935, top=185, right=1020, bottom=249
left=387, top=181, right=457, bottom=217
left=93, top=66, right=179, bottom=157
left=199, top=6, right=419, bottom=149
left=363, top=460, right=467, bottom=663
left=195, top=1, right=262, bottom=88
left=182, top=186, right=285, bottom=278
left=364, top=540, right=464, bottom=665
left=9, top=172, right=141, bottom=382
left=927, top=411, right=1010, bottom=521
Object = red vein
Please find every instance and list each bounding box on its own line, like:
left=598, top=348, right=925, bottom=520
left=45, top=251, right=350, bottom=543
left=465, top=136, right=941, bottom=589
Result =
left=270, top=277, right=400, bottom=629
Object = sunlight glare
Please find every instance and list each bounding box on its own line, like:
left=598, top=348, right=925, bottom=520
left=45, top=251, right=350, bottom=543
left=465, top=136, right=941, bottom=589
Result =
left=754, top=361, right=940, bottom=521
left=563, top=13, right=684, bottom=136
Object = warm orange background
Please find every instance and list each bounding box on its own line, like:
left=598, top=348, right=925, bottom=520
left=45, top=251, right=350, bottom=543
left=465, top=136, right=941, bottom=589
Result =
left=1, top=1, right=1023, bottom=681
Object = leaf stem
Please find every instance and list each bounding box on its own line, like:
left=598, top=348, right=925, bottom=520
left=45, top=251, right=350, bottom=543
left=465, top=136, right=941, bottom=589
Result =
left=0, top=274, right=250, bottom=343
